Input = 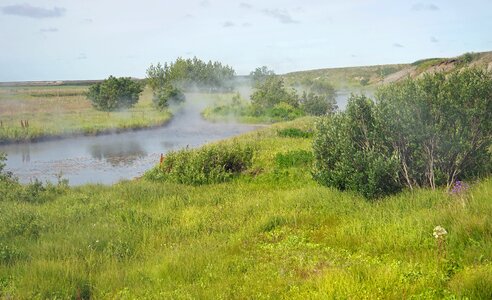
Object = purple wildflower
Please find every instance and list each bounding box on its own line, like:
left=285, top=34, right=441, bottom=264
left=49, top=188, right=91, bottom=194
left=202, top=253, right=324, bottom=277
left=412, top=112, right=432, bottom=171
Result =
left=451, top=180, right=468, bottom=195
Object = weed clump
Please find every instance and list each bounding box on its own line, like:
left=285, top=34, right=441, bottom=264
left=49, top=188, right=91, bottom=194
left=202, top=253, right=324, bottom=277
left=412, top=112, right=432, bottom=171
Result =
left=277, top=128, right=313, bottom=138
left=145, top=143, right=254, bottom=185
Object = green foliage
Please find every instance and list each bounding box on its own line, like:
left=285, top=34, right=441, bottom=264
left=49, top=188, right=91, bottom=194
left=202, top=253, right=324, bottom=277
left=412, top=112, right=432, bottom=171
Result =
left=377, top=67, right=492, bottom=189
left=314, top=68, right=492, bottom=198
left=146, top=57, right=235, bottom=92
left=313, top=95, right=402, bottom=199
left=267, top=102, right=304, bottom=121
left=0, top=117, right=492, bottom=298
left=251, top=77, right=299, bottom=112
left=275, top=150, right=313, bottom=168
left=145, top=143, right=254, bottom=185
left=152, top=84, right=185, bottom=110
left=411, top=57, right=445, bottom=67
left=300, top=91, right=337, bottom=116
left=457, top=52, right=478, bottom=66
left=86, top=76, right=143, bottom=112
left=277, top=128, right=313, bottom=138
left=249, top=66, right=275, bottom=87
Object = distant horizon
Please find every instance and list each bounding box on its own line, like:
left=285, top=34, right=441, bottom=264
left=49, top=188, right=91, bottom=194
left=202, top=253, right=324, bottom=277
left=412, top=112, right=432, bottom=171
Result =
left=1, top=49, right=489, bottom=83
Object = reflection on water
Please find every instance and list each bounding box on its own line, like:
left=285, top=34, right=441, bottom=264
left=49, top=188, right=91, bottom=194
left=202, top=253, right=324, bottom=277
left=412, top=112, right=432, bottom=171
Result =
left=21, top=144, right=30, bottom=163
left=90, top=141, right=147, bottom=166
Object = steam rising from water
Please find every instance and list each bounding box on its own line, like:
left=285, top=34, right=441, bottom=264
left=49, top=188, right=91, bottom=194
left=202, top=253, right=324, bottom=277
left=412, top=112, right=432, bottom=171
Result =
left=0, top=93, right=260, bottom=185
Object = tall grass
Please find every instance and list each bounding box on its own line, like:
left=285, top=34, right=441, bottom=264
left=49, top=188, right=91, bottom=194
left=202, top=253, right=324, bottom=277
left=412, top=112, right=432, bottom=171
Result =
left=0, top=117, right=491, bottom=298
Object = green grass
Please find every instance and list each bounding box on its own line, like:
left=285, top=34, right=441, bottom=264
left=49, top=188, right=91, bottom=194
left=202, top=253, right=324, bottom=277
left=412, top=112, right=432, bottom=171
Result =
left=0, top=85, right=172, bottom=143
left=1, top=117, right=491, bottom=299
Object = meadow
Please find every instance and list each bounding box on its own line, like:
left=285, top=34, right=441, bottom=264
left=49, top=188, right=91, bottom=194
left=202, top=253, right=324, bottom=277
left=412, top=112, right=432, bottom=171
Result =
left=0, top=85, right=171, bottom=144
left=1, top=117, right=491, bottom=299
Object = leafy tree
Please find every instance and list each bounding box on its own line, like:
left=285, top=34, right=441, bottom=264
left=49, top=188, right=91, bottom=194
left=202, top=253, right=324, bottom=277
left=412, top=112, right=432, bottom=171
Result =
left=87, top=76, right=143, bottom=111
left=250, top=66, right=275, bottom=87
left=146, top=57, right=235, bottom=92
left=153, top=84, right=185, bottom=110
left=250, top=76, right=298, bottom=112
left=146, top=63, right=169, bottom=91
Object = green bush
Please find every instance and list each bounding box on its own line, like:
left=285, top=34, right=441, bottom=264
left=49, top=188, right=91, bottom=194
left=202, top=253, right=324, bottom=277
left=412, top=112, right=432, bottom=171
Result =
left=87, top=76, right=143, bottom=111
left=251, top=77, right=299, bottom=111
left=313, top=68, right=492, bottom=198
left=300, top=91, right=337, bottom=116
left=145, top=144, right=254, bottom=185
left=313, top=98, right=402, bottom=199
left=266, top=102, right=304, bottom=121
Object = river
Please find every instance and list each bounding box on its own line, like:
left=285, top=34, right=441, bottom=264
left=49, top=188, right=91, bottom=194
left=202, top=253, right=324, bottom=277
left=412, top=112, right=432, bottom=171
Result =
left=0, top=99, right=260, bottom=185
left=0, top=91, right=361, bottom=185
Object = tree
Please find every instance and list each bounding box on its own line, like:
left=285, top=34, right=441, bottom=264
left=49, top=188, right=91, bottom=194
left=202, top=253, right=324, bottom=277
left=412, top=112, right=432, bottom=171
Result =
left=146, top=57, right=235, bottom=92
left=153, top=83, right=185, bottom=110
left=250, top=66, right=275, bottom=87
left=87, top=76, right=143, bottom=111
left=250, top=76, right=298, bottom=112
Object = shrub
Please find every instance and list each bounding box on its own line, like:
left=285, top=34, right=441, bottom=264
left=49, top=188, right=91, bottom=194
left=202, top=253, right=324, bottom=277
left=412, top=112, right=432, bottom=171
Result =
left=251, top=77, right=299, bottom=111
left=313, top=99, right=402, bottom=199
left=87, top=76, right=143, bottom=111
left=145, top=144, right=254, bottom=185
left=313, top=68, right=492, bottom=198
left=267, top=102, right=304, bottom=121
left=300, top=91, right=337, bottom=116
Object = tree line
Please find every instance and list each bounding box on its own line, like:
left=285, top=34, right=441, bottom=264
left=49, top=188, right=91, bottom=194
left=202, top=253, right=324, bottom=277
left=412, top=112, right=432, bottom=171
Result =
left=87, top=57, right=236, bottom=111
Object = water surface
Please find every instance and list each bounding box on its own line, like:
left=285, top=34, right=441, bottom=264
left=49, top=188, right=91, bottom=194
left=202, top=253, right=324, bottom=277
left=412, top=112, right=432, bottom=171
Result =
left=1, top=99, right=259, bottom=185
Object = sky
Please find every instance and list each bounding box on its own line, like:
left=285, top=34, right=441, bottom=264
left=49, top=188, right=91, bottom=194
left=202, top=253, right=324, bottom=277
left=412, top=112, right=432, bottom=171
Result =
left=0, top=0, right=491, bottom=81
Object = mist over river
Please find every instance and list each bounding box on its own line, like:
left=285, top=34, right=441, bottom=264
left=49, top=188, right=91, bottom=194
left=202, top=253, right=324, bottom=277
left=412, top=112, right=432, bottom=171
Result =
left=0, top=92, right=356, bottom=185
left=0, top=97, right=260, bottom=185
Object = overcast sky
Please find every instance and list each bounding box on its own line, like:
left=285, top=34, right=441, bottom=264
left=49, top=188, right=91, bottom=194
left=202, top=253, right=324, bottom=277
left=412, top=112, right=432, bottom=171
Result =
left=0, top=0, right=491, bottom=81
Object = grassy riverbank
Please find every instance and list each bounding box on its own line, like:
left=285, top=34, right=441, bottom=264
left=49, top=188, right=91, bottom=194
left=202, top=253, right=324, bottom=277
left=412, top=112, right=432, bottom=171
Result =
left=1, top=117, right=491, bottom=298
left=0, top=85, right=172, bottom=144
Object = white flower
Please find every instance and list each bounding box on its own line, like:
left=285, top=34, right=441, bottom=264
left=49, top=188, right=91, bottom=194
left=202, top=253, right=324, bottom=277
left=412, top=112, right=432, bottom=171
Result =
left=433, top=226, right=447, bottom=239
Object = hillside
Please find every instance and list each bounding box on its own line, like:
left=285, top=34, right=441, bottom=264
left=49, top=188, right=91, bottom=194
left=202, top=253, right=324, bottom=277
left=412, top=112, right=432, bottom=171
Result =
left=283, top=51, right=492, bottom=89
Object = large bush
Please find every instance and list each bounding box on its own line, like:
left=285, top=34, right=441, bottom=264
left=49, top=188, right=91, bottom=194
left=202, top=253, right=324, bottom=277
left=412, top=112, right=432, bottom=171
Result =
left=313, top=68, right=492, bottom=198
left=250, top=76, right=299, bottom=112
left=87, top=76, right=143, bottom=111
left=313, top=95, right=402, bottom=199
left=145, top=144, right=254, bottom=185
left=300, top=91, right=337, bottom=116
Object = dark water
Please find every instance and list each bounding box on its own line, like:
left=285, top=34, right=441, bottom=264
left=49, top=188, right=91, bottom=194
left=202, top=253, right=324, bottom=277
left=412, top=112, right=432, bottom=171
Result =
left=0, top=99, right=260, bottom=185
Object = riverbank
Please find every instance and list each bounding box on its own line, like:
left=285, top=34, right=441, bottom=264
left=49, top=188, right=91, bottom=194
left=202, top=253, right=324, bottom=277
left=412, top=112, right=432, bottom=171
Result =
left=0, top=85, right=172, bottom=144
left=1, top=117, right=491, bottom=298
